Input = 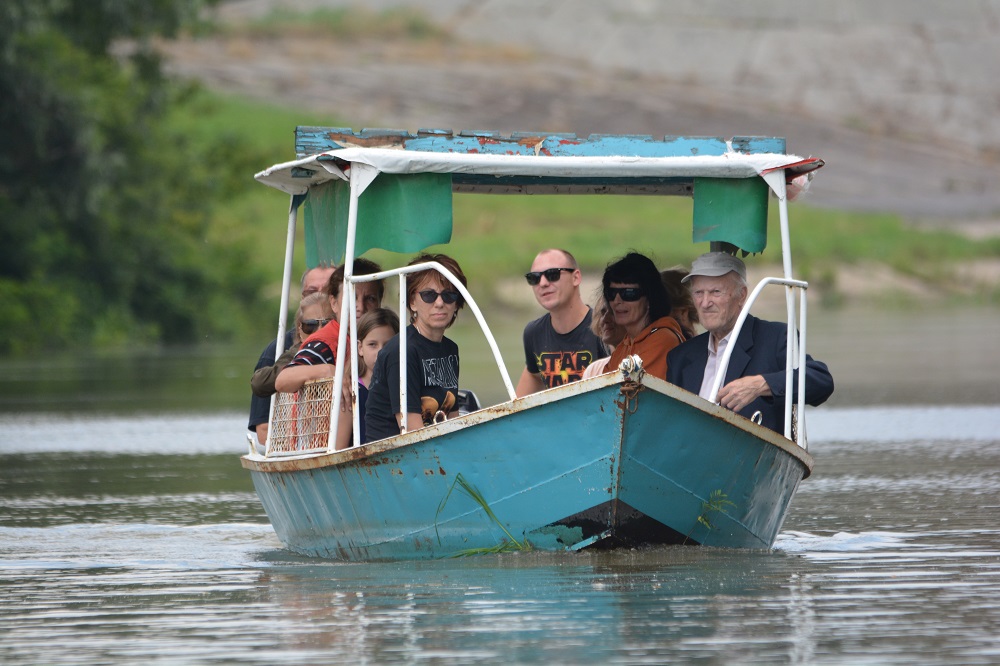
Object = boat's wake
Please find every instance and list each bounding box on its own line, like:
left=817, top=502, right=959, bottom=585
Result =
left=774, top=529, right=908, bottom=553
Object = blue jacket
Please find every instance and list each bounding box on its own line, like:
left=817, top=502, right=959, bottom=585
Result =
left=666, top=315, right=834, bottom=434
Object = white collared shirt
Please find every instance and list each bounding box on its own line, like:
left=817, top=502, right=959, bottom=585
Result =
left=699, top=332, right=732, bottom=401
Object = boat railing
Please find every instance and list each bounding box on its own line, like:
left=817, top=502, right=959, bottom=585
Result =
left=262, top=261, right=516, bottom=457
left=708, top=276, right=809, bottom=449
left=342, top=261, right=516, bottom=447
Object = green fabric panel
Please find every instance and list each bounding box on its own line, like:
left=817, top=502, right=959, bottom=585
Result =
left=303, top=181, right=347, bottom=268
left=692, top=177, right=769, bottom=254
left=303, top=173, right=453, bottom=266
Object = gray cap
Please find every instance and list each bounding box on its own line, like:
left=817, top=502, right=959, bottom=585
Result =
left=681, top=252, right=747, bottom=283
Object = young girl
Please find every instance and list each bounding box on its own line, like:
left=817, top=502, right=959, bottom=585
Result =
left=353, top=308, right=400, bottom=446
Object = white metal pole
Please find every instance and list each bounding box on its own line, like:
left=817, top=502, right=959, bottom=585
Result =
left=349, top=277, right=361, bottom=448
left=797, top=288, right=809, bottom=449
left=765, top=172, right=797, bottom=440
left=399, top=274, right=408, bottom=435
left=328, top=166, right=375, bottom=451
left=265, top=197, right=299, bottom=455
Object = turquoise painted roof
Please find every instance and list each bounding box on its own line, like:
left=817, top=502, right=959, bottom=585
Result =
left=295, top=127, right=787, bottom=159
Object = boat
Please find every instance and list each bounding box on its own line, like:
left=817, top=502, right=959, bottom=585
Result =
left=241, top=128, right=824, bottom=560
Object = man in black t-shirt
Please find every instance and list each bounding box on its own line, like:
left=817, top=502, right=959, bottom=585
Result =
left=516, top=249, right=607, bottom=396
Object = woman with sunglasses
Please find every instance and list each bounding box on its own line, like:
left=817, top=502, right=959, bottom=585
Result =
left=364, top=253, right=468, bottom=443
left=250, top=292, right=334, bottom=398
left=601, top=252, right=685, bottom=379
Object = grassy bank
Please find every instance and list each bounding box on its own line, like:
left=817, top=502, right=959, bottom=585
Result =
left=190, top=90, right=1000, bottom=335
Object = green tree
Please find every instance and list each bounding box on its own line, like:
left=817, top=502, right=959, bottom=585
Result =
left=0, top=0, right=265, bottom=354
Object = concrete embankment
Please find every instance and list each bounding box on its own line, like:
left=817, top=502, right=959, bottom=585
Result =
left=186, top=0, right=1000, bottom=225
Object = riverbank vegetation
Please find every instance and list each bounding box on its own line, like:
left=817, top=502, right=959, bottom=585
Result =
left=3, top=2, right=998, bottom=357
left=0, top=0, right=255, bottom=355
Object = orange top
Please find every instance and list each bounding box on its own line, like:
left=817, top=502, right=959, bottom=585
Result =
left=606, top=316, right=685, bottom=380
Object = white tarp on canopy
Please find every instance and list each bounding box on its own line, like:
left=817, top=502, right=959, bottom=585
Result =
left=254, top=147, right=811, bottom=196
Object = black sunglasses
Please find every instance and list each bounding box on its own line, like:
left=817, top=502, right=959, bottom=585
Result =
left=418, top=289, right=461, bottom=305
left=604, top=287, right=645, bottom=302
left=524, top=267, right=574, bottom=286
left=300, top=317, right=333, bottom=334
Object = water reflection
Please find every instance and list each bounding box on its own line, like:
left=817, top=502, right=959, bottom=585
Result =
left=253, top=550, right=821, bottom=663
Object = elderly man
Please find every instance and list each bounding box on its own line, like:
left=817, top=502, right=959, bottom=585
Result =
left=666, top=252, right=833, bottom=434
left=516, top=248, right=607, bottom=397
left=248, top=264, right=335, bottom=446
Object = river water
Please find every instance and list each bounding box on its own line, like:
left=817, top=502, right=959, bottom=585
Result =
left=2, top=308, right=999, bottom=664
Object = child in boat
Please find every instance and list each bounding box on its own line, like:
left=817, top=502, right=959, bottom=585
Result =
left=345, top=308, right=400, bottom=447
left=661, top=266, right=700, bottom=341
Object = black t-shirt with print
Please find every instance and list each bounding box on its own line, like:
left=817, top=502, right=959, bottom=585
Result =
left=364, top=325, right=460, bottom=443
left=522, top=309, right=607, bottom=389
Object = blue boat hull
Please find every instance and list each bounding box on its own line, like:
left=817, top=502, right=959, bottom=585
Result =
left=242, top=375, right=813, bottom=560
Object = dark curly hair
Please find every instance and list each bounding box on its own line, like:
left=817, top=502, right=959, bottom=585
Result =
left=601, top=252, right=672, bottom=323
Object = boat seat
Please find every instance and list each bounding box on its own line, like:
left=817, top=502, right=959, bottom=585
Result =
left=457, top=389, right=481, bottom=415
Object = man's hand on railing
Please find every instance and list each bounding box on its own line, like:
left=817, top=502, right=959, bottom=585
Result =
left=716, top=375, right=771, bottom=413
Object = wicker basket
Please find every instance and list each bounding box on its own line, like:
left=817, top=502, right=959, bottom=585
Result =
left=268, top=378, right=335, bottom=453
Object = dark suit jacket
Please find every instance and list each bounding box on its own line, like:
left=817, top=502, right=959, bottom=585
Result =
left=666, top=315, right=834, bottom=434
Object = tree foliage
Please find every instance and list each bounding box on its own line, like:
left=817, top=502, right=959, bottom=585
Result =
left=0, top=0, right=267, bottom=354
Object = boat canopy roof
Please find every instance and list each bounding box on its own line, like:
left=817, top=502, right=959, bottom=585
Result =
left=256, top=129, right=821, bottom=197
left=253, top=129, right=822, bottom=263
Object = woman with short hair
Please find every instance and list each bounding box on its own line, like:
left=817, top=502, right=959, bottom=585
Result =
left=250, top=292, right=334, bottom=398
left=364, top=253, right=468, bottom=442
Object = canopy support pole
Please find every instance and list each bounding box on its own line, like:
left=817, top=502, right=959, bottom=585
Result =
left=762, top=171, right=800, bottom=442
left=265, top=194, right=304, bottom=454
left=329, top=164, right=379, bottom=451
